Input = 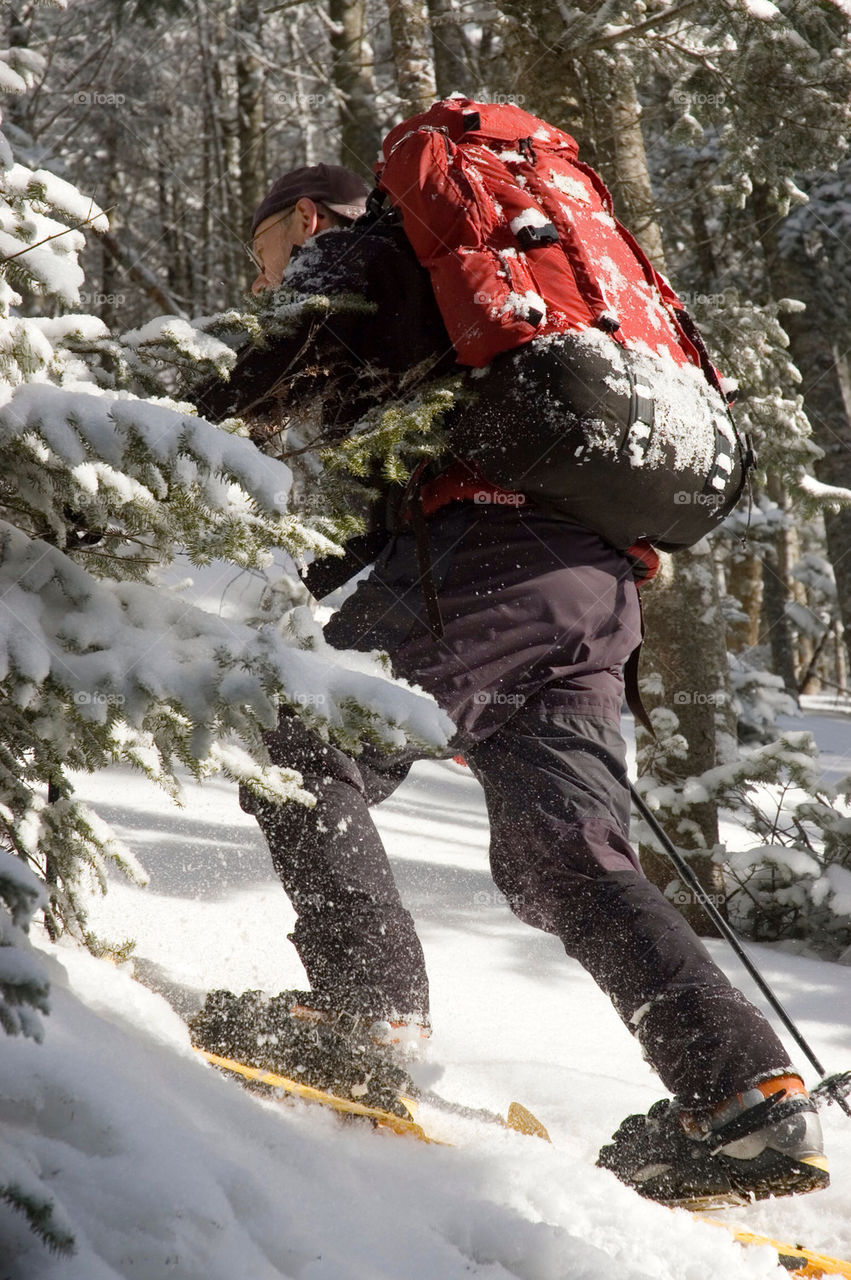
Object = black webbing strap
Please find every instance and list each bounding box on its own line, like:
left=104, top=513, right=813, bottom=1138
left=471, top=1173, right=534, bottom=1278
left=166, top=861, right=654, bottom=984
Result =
left=409, top=488, right=445, bottom=639
left=621, top=361, right=655, bottom=462
left=623, top=591, right=655, bottom=738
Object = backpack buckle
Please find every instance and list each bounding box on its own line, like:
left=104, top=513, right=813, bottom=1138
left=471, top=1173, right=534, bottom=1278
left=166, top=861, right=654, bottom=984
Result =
left=515, top=222, right=559, bottom=249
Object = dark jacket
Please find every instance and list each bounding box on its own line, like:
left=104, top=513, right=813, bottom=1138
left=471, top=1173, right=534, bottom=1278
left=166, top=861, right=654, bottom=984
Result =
left=191, top=217, right=457, bottom=595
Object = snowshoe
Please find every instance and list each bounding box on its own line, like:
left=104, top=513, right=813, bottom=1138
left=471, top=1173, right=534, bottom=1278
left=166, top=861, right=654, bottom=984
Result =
left=597, top=1074, right=829, bottom=1209
left=188, top=988, right=422, bottom=1119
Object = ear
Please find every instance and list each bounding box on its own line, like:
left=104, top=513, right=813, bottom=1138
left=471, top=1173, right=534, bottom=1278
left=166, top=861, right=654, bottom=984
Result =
left=294, top=197, right=321, bottom=238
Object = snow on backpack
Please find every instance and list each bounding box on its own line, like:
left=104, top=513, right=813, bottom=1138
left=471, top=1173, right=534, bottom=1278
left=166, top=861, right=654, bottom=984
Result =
left=374, top=97, right=752, bottom=551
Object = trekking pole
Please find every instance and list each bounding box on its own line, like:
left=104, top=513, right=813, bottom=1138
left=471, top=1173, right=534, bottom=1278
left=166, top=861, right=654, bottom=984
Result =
left=629, top=780, right=851, bottom=1118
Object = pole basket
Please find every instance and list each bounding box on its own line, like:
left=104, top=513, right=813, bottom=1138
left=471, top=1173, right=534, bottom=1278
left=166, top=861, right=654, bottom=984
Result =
left=811, top=1071, right=851, bottom=1117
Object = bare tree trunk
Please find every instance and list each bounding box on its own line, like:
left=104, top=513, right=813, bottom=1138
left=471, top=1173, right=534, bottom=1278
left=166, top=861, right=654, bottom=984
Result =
left=726, top=550, right=763, bottom=652
left=759, top=476, right=799, bottom=694
left=195, top=0, right=242, bottom=297
left=690, top=176, right=719, bottom=288
left=588, top=57, right=731, bottom=929
left=386, top=0, right=437, bottom=114
left=328, top=0, right=381, bottom=177
left=798, top=624, right=829, bottom=696
left=760, top=546, right=798, bottom=692
left=594, top=58, right=667, bottom=265
left=235, top=0, right=267, bottom=223
left=640, top=548, right=730, bottom=934
left=426, top=0, right=471, bottom=99
left=788, top=522, right=814, bottom=682
left=751, top=181, right=851, bottom=675
left=99, top=99, right=123, bottom=330
left=495, top=6, right=586, bottom=140
left=835, top=618, right=848, bottom=694
left=156, top=121, right=189, bottom=306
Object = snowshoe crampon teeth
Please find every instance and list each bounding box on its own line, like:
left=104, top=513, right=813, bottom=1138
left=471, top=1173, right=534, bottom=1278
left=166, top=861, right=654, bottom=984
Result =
left=597, top=1090, right=830, bottom=1207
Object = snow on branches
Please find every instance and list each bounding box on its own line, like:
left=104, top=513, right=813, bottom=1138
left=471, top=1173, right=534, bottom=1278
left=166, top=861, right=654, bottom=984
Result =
left=0, top=518, right=451, bottom=765
left=637, top=726, right=851, bottom=956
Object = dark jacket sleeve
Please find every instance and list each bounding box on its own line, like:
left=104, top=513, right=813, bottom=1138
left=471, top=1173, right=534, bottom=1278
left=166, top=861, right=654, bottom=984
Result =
left=190, top=222, right=454, bottom=597
left=191, top=224, right=453, bottom=427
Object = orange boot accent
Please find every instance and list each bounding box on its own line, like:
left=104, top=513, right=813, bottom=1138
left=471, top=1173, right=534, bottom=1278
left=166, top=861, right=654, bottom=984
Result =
left=683, top=1074, right=808, bottom=1137
left=754, top=1073, right=808, bottom=1101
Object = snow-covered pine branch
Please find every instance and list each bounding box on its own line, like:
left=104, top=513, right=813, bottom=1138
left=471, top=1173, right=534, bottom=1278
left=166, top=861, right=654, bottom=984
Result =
left=795, top=473, right=851, bottom=513
left=0, top=518, right=451, bottom=762
left=0, top=382, right=347, bottom=571
left=637, top=730, right=851, bottom=955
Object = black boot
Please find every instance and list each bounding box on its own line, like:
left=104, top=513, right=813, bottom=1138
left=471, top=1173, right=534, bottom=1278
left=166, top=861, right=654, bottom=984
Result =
left=597, top=1076, right=829, bottom=1208
left=189, top=988, right=423, bottom=1118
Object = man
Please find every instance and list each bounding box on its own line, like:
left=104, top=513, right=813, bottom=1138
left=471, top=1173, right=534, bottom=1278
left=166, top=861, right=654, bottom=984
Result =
left=247, top=163, right=369, bottom=294
left=190, top=162, right=828, bottom=1207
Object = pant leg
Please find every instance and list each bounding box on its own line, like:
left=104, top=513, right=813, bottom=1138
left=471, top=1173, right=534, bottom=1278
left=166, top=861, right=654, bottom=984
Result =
left=243, top=709, right=429, bottom=1020
left=319, top=504, right=790, bottom=1100
left=466, top=687, right=793, bottom=1108
left=263, top=504, right=790, bottom=1101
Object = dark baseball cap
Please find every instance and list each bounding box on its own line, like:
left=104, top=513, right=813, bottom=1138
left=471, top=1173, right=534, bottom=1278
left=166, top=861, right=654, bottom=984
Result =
left=251, top=163, right=370, bottom=234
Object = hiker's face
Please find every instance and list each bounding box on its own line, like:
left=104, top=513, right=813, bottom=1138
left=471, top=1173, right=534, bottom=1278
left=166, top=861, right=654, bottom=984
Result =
left=250, top=198, right=330, bottom=294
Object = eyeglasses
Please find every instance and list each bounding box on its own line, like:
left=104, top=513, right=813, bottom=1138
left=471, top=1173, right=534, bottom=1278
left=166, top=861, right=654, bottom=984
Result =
left=242, top=205, right=297, bottom=272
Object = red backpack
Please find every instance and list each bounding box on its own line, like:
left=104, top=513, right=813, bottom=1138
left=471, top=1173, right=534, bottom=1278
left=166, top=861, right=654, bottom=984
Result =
left=374, top=97, right=751, bottom=551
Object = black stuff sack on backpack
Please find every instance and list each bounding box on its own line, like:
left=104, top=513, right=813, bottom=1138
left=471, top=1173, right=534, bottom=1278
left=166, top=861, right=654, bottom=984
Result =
left=454, top=329, right=748, bottom=551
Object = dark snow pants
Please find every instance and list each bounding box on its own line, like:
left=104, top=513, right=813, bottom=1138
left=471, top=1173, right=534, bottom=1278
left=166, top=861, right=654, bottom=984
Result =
left=247, top=504, right=792, bottom=1107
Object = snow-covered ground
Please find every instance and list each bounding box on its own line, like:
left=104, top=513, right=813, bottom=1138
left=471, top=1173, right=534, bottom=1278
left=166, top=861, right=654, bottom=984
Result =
left=2, top=713, right=851, bottom=1279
